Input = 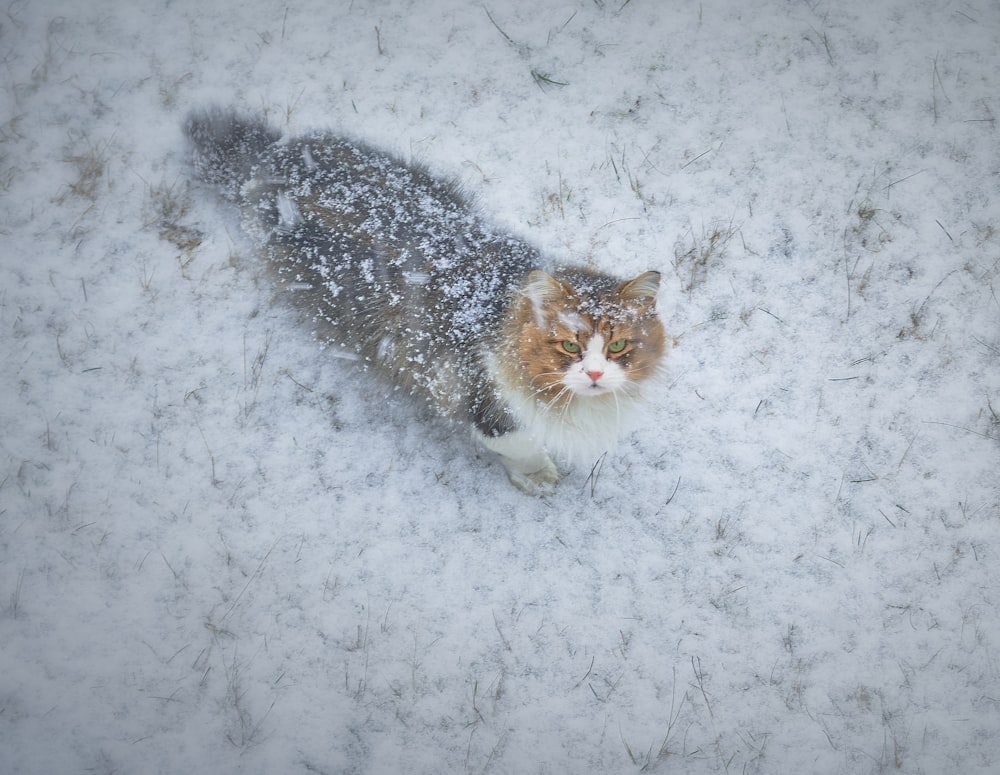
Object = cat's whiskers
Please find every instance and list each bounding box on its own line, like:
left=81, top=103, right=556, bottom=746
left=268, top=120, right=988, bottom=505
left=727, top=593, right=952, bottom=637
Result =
left=527, top=372, right=570, bottom=399
left=526, top=374, right=580, bottom=420
left=553, top=389, right=577, bottom=421
left=534, top=382, right=574, bottom=418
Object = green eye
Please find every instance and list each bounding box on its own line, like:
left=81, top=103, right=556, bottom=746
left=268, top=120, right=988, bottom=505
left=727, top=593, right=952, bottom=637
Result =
left=608, top=339, right=627, bottom=354
left=561, top=340, right=581, bottom=354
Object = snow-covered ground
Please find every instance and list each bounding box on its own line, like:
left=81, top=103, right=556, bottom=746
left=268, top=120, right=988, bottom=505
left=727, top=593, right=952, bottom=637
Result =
left=2, top=0, right=998, bottom=772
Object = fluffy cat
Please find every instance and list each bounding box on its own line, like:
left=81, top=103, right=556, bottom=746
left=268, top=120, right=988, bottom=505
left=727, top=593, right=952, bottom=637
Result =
left=184, top=108, right=667, bottom=494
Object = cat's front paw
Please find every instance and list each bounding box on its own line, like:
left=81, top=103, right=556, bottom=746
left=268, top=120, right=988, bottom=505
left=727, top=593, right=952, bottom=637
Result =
left=474, top=429, right=560, bottom=495
left=503, top=458, right=560, bottom=496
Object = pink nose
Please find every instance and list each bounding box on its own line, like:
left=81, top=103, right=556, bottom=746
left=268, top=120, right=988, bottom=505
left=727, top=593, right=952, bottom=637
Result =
left=586, top=370, right=604, bottom=382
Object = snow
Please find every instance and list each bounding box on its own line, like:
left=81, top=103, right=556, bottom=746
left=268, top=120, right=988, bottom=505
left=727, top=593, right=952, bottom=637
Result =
left=1, top=0, right=998, bottom=772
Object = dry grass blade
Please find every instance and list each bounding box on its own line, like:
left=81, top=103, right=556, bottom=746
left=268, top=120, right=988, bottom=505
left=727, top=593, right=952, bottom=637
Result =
left=674, top=218, right=738, bottom=292
left=530, top=69, right=568, bottom=90
left=483, top=6, right=517, bottom=48
left=583, top=451, right=607, bottom=497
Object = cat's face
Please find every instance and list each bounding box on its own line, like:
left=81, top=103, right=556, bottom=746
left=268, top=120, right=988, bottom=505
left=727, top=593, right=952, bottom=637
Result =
left=504, top=269, right=667, bottom=408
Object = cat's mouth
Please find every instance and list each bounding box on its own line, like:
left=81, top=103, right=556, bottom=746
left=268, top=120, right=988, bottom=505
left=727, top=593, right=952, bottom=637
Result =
left=577, top=382, right=612, bottom=396
left=584, top=371, right=613, bottom=393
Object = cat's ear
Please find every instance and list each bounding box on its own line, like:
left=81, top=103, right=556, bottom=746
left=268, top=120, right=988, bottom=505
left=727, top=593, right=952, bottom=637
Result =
left=619, top=271, right=661, bottom=304
left=524, top=270, right=566, bottom=304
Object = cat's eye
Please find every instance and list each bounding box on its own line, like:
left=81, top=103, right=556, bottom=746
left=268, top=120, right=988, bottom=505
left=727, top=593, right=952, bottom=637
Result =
left=561, top=340, right=581, bottom=354
left=607, top=339, right=628, bottom=354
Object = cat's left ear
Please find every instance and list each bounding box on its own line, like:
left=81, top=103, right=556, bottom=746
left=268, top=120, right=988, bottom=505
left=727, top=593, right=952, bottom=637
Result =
left=619, top=271, right=661, bottom=304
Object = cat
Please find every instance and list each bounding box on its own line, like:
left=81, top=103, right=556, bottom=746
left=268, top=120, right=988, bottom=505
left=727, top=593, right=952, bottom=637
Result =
left=184, top=108, right=667, bottom=494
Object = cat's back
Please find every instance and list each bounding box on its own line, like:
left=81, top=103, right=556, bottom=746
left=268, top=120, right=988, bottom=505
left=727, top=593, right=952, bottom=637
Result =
left=243, top=130, right=539, bottom=326
left=248, top=134, right=472, bottom=250
left=203, top=117, right=543, bottom=422
left=186, top=110, right=539, bottom=313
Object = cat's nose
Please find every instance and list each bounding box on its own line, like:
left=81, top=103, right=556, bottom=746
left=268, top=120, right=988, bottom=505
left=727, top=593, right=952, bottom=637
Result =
left=586, top=370, right=604, bottom=382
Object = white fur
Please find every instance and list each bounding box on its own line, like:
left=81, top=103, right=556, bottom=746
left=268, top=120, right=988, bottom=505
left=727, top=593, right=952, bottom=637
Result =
left=474, top=428, right=559, bottom=494
left=511, top=382, right=637, bottom=464
left=484, top=351, right=642, bottom=473
left=560, top=335, right=629, bottom=397
left=276, top=191, right=301, bottom=229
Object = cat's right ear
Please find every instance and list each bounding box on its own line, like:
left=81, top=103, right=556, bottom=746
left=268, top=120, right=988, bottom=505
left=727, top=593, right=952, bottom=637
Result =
left=524, top=270, right=565, bottom=304
left=523, top=270, right=566, bottom=328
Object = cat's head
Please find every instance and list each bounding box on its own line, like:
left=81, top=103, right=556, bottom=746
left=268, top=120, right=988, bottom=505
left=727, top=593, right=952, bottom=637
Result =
left=503, top=268, right=667, bottom=409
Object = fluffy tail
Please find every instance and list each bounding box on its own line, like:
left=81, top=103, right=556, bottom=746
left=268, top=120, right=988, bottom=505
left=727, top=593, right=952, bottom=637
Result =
left=184, top=108, right=281, bottom=199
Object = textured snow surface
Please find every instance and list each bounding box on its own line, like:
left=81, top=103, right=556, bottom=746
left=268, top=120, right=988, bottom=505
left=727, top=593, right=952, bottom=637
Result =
left=1, top=1, right=998, bottom=773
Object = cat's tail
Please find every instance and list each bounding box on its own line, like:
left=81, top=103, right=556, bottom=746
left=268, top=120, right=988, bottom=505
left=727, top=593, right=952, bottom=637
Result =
left=184, top=107, right=281, bottom=199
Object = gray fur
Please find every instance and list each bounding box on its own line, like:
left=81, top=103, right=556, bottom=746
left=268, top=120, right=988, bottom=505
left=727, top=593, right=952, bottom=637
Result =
left=185, top=109, right=541, bottom=436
